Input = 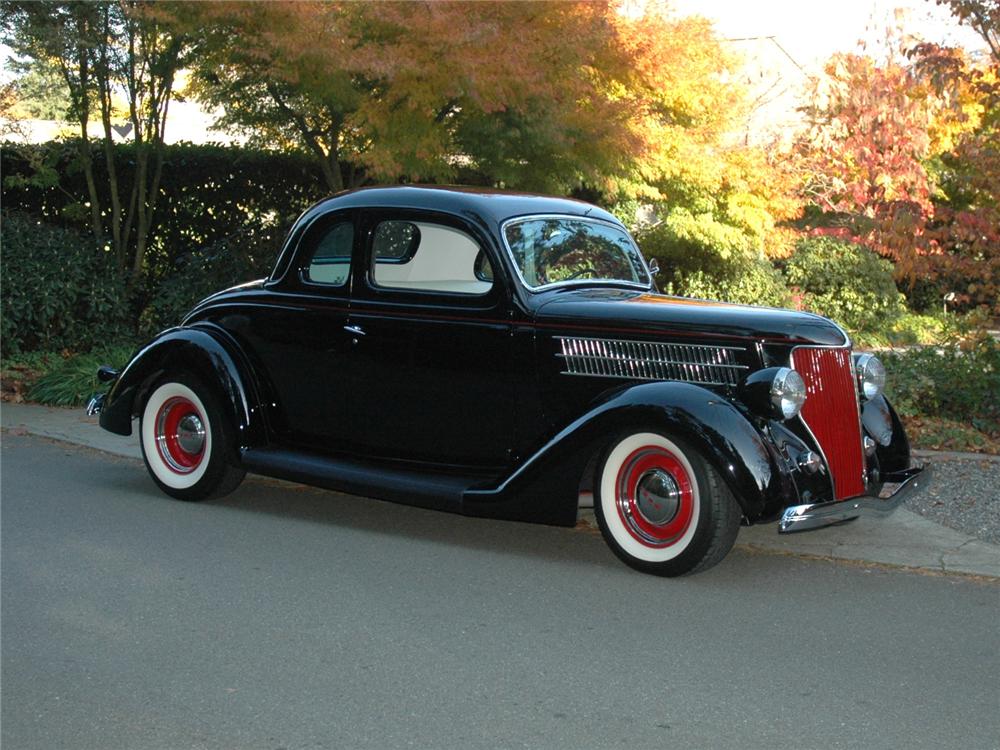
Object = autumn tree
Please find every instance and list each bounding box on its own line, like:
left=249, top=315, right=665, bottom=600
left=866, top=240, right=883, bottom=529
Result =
left=935, top=0, right=999, bottom=60
left=619, top=9, right=802, bottom=305
left=2, top=1, right=189, bottom=284
left=172, top=1, right=759, bottom=203
left=912, top=40, right=999, bottom=311
left=176, top=2, right=625, bottom=192
left=797, top=27, right=999, bottom=313
left=796, top=50, right=943, bottom=286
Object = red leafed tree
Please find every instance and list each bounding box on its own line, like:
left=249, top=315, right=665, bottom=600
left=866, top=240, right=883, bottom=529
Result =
left=913, top=42, right=1000, bottom=311
left=798, top=39, right=999, bottom=312
left=798, top=53, right=938, bottom=284
left=934, top=0, right=999, bottom=61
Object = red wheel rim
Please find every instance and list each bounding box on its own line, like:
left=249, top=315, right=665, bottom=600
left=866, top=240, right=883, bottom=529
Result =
left=154, top=396, right=206, bottom=474
left=614, top=445, right=694, bottom=547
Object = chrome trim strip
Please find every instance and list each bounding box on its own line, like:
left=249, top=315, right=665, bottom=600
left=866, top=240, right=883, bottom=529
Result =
left=778, top=465, right=931, bottom=533
left=499, top=214, right=654, bottom=293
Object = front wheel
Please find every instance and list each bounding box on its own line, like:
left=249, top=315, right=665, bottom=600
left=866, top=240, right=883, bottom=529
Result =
left=593, top=431, right=740, bottom=576
left=140, top=375, right=245, bottom=501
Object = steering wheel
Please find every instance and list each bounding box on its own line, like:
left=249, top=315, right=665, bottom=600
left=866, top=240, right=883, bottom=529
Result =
left=564, top=266, right=599, bottom=281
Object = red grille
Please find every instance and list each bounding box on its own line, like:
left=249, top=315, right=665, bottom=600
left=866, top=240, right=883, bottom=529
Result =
left=792, top=347, right=866, bottom=500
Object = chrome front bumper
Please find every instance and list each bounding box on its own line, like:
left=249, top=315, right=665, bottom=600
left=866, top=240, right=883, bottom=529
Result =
left=778, top=465, right=932, bottom=533
left=86, top=392, right=106, bottom=416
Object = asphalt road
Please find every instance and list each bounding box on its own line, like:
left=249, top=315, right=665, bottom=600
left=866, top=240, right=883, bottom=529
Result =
left=2, top=434, right=998, bottom=750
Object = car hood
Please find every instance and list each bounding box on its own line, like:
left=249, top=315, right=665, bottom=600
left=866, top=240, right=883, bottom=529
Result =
left=532, top=288, right=849, bottom=347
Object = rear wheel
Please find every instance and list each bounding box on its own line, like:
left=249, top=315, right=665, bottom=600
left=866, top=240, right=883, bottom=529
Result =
left=140, top=375, right=245, bottom=501
left=593, top=431, right=740, bottom=576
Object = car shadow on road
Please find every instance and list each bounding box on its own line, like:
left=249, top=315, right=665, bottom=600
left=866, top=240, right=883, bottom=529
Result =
left=54, top=436, right=828, bottom=585
left=110, top=458, right=620, bottom=568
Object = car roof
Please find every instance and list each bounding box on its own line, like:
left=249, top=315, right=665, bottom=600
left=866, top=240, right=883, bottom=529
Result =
left=304, top=185, right=622, bottom=228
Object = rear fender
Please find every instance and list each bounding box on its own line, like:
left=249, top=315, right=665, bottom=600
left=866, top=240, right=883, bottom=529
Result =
left=99, top=325, right=266, bottom=450
left=463, top=381, right=783, bottom=526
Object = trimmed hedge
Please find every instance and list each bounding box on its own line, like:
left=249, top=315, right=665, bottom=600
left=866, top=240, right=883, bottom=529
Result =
left=1, top=211, right=130, bottom=354
left=2, top=141, right=330, bottom=347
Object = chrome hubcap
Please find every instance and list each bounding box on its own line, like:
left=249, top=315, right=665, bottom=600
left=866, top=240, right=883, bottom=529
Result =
left=613, top=444, right=695, bottom=548
left=635, top=469, right=681, bottom=525
left=154, top=396, right=206, bottom=474
left=176, top=414, right=205, bottom=455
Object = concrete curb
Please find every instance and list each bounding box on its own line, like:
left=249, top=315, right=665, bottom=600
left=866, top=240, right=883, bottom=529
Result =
left=3, top=401, right=999, bottom=579
left=912, top=448, right=1000, bottom=463
left=2, top=402, right=141, bottom=460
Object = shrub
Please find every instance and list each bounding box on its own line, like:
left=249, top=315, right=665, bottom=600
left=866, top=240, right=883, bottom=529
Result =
left=882, top=336, right=1000, bottom=436
left=1, top=211, right=131, bottom=355
left=2, top=141, right=327, bottom=350
left=637, top=217, right=792, bottom=308
left=782, top=236, right=905, bottom=333
left=659, top=264, right=792, bottom=307
left=1, top=142, right=325, bottom=275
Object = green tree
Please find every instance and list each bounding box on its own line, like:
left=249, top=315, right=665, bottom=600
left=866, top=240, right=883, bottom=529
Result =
left=2, top=1, right=190, bottom=284
left=4, top=56, right=72, bottom=119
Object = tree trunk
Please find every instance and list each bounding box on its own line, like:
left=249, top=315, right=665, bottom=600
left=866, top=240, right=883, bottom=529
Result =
left=64, top=52, right=102, bottom=244
left=319, top=151, right=343, bottom=193
left=77, top=133, right=103, bottom=245
left=263, top=82, right=344, bottom=192
left=96, top=11, right=125, bottom=267
left=129, top=147, right=150, bottom=288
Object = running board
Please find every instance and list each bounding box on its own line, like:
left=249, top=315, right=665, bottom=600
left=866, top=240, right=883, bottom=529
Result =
left=240, top=446, right=489, bottom=513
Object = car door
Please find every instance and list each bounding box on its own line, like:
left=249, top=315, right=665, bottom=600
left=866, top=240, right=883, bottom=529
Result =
left=343, top=209, right=515, bottom=469
left=237, top=209, right=356, bottom=448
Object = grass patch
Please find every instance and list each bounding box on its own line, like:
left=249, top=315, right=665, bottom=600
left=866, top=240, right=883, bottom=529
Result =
left=3, top=344, right=138, bottom=407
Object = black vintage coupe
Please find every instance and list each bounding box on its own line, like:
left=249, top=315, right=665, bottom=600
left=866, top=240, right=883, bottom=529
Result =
left=92, top=186, right=930, bottom=576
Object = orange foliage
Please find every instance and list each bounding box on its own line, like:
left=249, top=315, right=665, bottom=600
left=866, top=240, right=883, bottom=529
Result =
left=175, top=1, right=749, bottom=199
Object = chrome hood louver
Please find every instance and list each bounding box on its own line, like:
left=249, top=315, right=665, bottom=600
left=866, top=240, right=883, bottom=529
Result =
left=557, top=336, right=748, bottom=387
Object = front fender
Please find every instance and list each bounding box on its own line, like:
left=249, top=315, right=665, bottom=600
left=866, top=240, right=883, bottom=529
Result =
left=463, top=381, right=782, bottom=526
left=99, top=324, right=266, bottom=450
left=862, top=394, right=911, bottom=474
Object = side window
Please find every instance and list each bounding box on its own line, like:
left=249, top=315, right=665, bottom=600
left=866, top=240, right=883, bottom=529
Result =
left=370, top=220, right=494, bottom=295
left=303, top=220, right=353, bottom=286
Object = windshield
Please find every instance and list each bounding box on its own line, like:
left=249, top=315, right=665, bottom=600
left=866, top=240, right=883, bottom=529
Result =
left=502, top=217, right=651, bottom=291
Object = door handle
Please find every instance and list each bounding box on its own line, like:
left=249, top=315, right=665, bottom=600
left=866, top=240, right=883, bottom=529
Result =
left=343, top=324, right=366, bottom=337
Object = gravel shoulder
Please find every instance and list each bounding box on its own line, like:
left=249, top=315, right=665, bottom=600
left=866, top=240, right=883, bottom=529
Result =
left=904, top=454, right=1000, bottom=545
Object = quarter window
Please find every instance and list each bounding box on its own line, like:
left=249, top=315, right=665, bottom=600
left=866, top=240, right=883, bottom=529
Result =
left=373, top=221, right=420, bottom=262
left=370, top=220, right=494, bottom=295
left=304, top=220, right=353, bottom=286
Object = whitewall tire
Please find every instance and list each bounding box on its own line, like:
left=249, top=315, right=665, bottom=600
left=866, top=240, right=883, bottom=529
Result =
left=140, top=375, right=245, bottom=501
left=594, top=431, right=740, bottom=576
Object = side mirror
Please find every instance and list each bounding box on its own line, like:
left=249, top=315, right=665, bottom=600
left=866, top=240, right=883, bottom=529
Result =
left=647, top=257, right=660, bottom=276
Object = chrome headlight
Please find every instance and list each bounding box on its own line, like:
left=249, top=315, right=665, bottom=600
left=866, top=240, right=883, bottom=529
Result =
left=853, top=353, right=885, bottom=400
left=739, top=367, right=808, bottom=420
left=771, top=367, right=807, bottom=419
